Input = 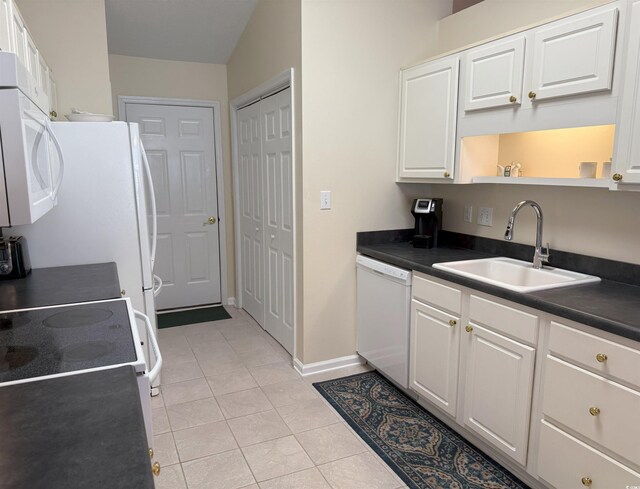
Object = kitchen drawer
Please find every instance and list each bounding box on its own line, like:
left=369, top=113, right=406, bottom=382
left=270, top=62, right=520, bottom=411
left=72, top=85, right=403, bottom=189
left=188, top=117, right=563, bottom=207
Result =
left=412, top=273, right=461, bottom=314
left=542, top=355, right=640, bottom=467
left=469, top=294, right=538, bottom=345
left=538, top=420, right=640, bottom=489
left=549, top=321, right=640, bottom=388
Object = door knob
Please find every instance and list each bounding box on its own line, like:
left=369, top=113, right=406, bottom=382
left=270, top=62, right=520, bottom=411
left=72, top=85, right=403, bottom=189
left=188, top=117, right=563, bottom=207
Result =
left=203, top=216, right=216, bottom=226
left=528, top=91, right=537, bottom=99
left=509, top=95, right=517, bottom=103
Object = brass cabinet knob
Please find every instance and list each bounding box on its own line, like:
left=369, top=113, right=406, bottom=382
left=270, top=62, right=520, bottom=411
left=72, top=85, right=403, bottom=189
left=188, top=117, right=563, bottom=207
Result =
left=148, top=448, right=154, bottom=458
left=612, top=173, right=623, bottom=182
left=50, top=110, right=57, bottom=118
left=465, top=325, right=473, bottom=333
left=528, top=91, right=537, bottom=99
left=589, top=406, right=601, bottom=416
left=204, top=216, right=217, bottom=226
left=596, top=353, right=607, bottom=363
left=581, top=476, right=592, bottom=486
left=509, top=95, right=517, bottom=103
left=444, top=171, right=451, bottom=178
left=449, top=319, right=457, bottom=327
left=152, top=462, right=161, bottom=476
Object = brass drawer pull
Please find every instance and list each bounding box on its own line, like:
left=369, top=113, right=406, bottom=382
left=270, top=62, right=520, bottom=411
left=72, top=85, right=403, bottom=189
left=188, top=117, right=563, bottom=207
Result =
left=581, top=476, right=592, bottom=486
left=528, top=91, right=537, bottom=99
left=465, top=325, right=473, bottom=333
left=589, top=407, right=601, bottom=416
left=148, top=448, right=153, bottom=458
left=509, top=95, right=517, bottom=103
left=596, top=353, right=607, bottom=363
left=449, top=319, right=457, bottom=327
left=152, top=462, right=161, bottom=476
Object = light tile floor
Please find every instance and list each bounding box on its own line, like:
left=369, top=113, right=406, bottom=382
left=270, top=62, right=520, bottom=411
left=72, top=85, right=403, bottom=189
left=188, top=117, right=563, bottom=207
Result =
left=152, top=306, right=408, bottom=489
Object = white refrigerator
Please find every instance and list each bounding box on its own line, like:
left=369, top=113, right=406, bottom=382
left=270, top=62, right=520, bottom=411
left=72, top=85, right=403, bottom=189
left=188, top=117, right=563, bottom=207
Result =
left=11, top=121, right=163, bottom=392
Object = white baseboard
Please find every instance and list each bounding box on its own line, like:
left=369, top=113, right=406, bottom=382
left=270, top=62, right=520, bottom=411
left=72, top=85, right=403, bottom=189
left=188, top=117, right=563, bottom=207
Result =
left=226, top=297, right=236, bottom=306
left=293, top=354, right=363, bottom=377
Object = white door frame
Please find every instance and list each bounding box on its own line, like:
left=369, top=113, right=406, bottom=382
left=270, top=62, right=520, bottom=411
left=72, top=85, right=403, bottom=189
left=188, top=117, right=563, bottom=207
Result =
left=117, top=95, right=229, bottom=306
left=230, top=69, right=297, bottom=360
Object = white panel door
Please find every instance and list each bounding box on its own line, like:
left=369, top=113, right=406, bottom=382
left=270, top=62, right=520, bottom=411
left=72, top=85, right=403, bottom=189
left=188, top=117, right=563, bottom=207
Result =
left=10, top=5, right=27, bottom=68
left=0, top=0, right=11, bottom=53
left=237, top=102, right=265, bottom=326
left=126, top=103, right=221, bottom=310
left=409, top=300, right=459, bottom=417
left=397, top=56, right=459, bottom=180
left=613, top=0, right=640, bottom=186
left=463, top=36, right=525, bottom=111
left=462, top=323, right=535, bottom=465
left=262, top=88, right=294, bottom=353
left=529, top=7, right=618, bottom=101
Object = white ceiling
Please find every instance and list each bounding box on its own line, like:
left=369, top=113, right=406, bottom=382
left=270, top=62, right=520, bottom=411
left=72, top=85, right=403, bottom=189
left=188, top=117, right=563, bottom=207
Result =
left=105, top=0, right=258, bottom=64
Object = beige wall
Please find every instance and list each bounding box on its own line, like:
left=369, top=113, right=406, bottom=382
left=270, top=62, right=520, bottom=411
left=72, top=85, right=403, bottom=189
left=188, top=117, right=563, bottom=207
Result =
left=109, top=54, right=235, bottom=299
left=433, top=0, right=640, bottom=265
left=226, top=0, right=304, bottom=354
left=17, top=0, right=112, bottom=116
left=439, top=0, right=609, bottom=53
left=300, top=0, right=452, bottom=364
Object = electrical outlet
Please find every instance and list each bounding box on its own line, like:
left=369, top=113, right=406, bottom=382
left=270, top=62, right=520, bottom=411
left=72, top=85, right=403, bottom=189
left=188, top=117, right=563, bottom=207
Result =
left=478, top=207, right=493, bottom=226
left=464, top=205, right=473, bottom=223
left=320, top=191, right=331, bottom=210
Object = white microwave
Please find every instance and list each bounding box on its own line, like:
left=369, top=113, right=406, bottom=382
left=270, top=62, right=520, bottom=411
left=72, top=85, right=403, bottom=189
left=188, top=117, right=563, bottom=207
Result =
left=0, top=53, right=63, bottom=227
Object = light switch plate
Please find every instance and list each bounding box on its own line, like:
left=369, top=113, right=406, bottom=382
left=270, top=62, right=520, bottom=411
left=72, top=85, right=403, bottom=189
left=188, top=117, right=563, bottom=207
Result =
left=464, top=205, right=473, bottom=223
left=478, top=207, right=493, bottom=226
left=320, top=191, right=331, bottom=210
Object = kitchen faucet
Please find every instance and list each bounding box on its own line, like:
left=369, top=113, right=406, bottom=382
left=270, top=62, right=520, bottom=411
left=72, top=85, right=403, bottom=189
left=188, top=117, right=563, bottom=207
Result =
left=504, top=200, right=550, bottom=269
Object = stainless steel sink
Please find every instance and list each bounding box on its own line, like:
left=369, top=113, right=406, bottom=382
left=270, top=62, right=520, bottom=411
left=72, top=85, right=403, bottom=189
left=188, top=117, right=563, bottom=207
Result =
left=432, top=257, right=600, bottom=293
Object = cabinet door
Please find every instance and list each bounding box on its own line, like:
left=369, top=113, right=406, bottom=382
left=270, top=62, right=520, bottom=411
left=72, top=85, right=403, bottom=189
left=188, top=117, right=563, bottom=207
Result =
left=613, top=0, right=640, bottom=186
left=0, top=0, right=11, bottom=52
left=463, top=36, right=525, bottom=111
left=10, top=3, right=27, bottom=67
left=529, top=7, right=618, bottom=102
left=48, top=69, right=58, bottom=119
left=397, top=56, right=458, bottom=180
left=462, top=323, right=535, bottom=465
left=410, top=300, right=460, bottom=416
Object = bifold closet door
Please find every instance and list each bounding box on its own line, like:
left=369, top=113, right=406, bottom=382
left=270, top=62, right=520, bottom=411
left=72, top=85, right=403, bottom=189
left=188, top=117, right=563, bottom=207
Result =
left=237, top=102, right=265, bottom=326
left=237, top=88, right=294, bottom=354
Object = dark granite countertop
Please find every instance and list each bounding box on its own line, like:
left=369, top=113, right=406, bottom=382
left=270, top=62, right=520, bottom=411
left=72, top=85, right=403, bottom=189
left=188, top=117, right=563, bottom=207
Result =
left=358, top=238, right=640, bottom=343
left=0, top=262, right=121, bottom=310
left=0, top=366, right=155, bottom=489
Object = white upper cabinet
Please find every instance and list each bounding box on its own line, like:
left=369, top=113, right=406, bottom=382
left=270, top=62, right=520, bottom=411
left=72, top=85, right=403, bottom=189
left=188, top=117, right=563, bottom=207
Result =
left=529, top=7, right=618, bottom=102
left=0, top=0, right=11, bottom=52
left=613, top=0, right=640, bottom=188
left=10, top=2, right=26, bottom=67
left=397, top=55, right=459, bottom=181
left=463, top=36, right=525, bottom=111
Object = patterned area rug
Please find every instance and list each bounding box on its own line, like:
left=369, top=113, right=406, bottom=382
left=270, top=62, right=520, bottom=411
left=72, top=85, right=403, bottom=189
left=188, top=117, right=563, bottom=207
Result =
left=313, top=371, right=529, bottom=489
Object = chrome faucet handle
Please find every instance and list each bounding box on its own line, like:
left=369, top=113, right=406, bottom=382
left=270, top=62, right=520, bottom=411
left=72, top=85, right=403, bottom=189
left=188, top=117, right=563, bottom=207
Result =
left=540, top=242, right=551, bottom=262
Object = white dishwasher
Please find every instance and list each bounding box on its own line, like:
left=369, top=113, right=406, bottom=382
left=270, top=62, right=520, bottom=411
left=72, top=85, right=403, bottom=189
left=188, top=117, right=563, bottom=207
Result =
left=356, top=254, right=411, bottom=388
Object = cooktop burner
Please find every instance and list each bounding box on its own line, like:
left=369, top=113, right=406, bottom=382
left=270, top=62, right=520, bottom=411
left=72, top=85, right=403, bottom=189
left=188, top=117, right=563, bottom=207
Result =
left=44, top=308, right=113, bottom=328
left=0, top=346, right=38, bottom=371
left=60, top=341, right=116, bottom=362
left=0, top=300, right=138, bottom=383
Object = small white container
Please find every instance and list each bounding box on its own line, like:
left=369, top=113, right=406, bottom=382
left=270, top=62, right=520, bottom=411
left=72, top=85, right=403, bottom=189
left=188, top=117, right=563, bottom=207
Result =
left=578, top=161, right=597, bottom=178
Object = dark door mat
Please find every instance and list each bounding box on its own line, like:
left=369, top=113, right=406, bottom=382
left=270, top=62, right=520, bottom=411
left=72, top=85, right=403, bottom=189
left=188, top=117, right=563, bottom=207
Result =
left=313, top=371, right=529, bottom=489
left=157, top=306, right=231, bottom=329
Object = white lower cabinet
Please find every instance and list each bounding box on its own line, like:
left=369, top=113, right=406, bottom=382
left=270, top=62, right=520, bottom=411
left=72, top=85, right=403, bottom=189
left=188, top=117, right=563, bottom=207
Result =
left=410, top=299, right=460, bottom=417
left=407, top=272, right=640, bottom=487
left=462, top=323, right=535, bottom=465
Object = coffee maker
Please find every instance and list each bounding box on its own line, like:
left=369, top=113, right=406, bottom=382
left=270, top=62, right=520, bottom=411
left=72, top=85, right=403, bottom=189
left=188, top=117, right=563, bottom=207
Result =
left=411, top=198, right=443, bottom=249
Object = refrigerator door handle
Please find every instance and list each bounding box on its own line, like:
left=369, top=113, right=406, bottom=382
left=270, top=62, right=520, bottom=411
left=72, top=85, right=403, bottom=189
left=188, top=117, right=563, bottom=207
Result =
left=134, top=309, right=162, bottom=384
left=45, top=117, right=65, bottom=203
left=152, top=273, right=163, bottom=297
left=140, top=143, right=158, bottom=269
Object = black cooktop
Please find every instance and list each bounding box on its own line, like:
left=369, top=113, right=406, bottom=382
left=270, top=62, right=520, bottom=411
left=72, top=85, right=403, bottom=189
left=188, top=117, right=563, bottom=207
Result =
left=0, top=299, right=138, bottom=383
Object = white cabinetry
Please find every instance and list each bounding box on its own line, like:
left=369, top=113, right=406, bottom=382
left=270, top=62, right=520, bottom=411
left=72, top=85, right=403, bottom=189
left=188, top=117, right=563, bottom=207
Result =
left=538, top=320, right=640, bottom=487
left=409, top=276, right=538, bottom=466
left=0, top=0, right=11, bottom=52
left=462, top=295, right=537, bottom=465
left=613, top=0, right=640, bottom=188
left=410, top=273, right=461, bottom=416
left=528, top=8, right=618, bottom=102
left=397, top=56, right=458, bottom=181
left=463, top=36, right=525, bottom=111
